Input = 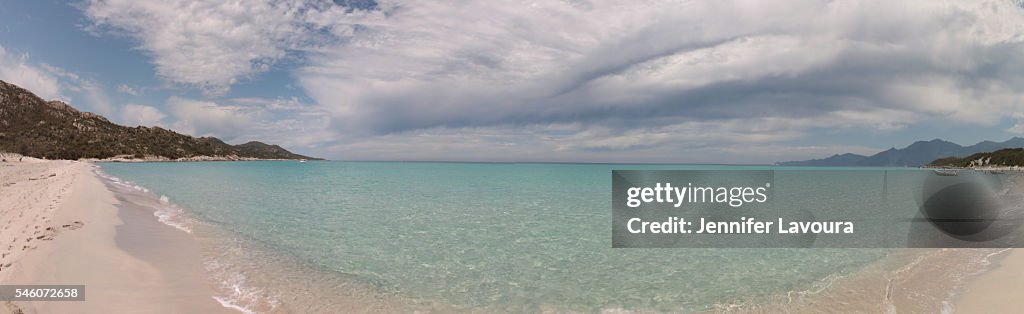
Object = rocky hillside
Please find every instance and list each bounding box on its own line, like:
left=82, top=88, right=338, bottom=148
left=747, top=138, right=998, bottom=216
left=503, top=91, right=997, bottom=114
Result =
left=0, top=80, right=318, bottom=160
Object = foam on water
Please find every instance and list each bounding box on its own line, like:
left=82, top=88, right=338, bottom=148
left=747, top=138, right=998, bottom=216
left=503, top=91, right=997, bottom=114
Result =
left=153, top=204, right=192, bottom=233
left=205, top=258, right=278, bottom=314
left=95, top=168, right=193, bottom=233
left=95, top=166, right=270, bottom=313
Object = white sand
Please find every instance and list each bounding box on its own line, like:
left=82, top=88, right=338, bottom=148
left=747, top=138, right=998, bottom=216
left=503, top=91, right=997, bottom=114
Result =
left=953, top=249, right=1024, bottom=313
left=0, top=160, right=231, bottom=313
left=0, top=159, right=80, bottom=283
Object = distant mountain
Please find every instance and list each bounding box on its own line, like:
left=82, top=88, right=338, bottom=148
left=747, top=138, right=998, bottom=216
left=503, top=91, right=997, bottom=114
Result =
left=0, top=80, right=318, bottom=160
left=778, top=138, right=1024, bottom=167
left=929, top=148, right=1024, bottom=167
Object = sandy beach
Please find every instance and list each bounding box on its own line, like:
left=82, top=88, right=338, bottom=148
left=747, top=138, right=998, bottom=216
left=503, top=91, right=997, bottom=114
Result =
left=4, top=158, right=1024, bottom=313
left=0, top=159, right=230, bottom=313
left=953, top=249, right=1024, bottom=313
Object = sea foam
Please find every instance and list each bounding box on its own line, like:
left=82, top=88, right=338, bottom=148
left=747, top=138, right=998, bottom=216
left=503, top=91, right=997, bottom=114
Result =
left=93, top=167, right=192, bottom=233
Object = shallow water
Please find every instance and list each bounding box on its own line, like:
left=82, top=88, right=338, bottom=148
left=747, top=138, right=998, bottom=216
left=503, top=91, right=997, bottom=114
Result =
left=98, top=161, right=947, bottom=312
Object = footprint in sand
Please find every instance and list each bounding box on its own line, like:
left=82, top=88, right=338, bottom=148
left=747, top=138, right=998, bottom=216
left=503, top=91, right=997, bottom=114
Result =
left=62, top=221, right=85, bottom=230
left=35, top=227, right=59, bottom=241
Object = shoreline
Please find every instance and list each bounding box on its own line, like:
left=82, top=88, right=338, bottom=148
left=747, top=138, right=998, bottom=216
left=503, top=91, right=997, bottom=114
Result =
left=95, top=163, right=441, bottom=313
left=88, top=156, right=313, bottom=163
left=0, top=160, right=231, bottom=313
left=4, top=159, right=1024, bottom=312
left=1, top=151, right=320, bottom=163
left=952, top=172, right=1024, bottom=312
left=952, top=248, right=1024, bottom=311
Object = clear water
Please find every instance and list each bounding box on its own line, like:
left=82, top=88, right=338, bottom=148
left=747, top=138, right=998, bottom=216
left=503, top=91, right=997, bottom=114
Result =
left=99, top=161, right=910, bottom=312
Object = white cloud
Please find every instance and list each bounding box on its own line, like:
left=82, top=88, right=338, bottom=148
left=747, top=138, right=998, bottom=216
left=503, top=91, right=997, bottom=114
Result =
left=82, top=0, right=360, bottom=95
left=77, top=80, right=113, bottom=116
left=0, top=46, right=115, bottom=116
left=324, top=123, right=883, bottom=164
left=120, top=104, right=166, bottom=126
left=166, top=96, right=253, bottom=138
left=40, top=63, right=114, bottom=115
left=79, top=1, right=1024, bottom=161
left=314, top=1, right=1024, bottom=129
left=1008, top=123, right=1024, bottom=134
left=162, top=96, right=334, bottom=151
left=0, top=45, right=62, bottom=100
left=117, top=84, right=141, bottom=96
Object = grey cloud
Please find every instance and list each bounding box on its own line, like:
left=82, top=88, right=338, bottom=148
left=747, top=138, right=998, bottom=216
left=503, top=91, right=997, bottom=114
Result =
left=81, top=0, right=1024, bottom=161
left=298, top=1, right=1024, bottom=161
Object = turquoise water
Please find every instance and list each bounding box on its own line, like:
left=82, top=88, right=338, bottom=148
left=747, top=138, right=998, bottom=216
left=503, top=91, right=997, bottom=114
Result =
left=99, top=161, right=911, bottom=312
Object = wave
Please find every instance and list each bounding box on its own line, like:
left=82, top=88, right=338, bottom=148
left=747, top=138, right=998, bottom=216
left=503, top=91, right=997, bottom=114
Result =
left=93, top=165, right=276, bottom=313
left=153, top=204, right=192, bottom=233
left=93, top=168, right=193, bottom=233
left=205, top=258, right=279, bottom=314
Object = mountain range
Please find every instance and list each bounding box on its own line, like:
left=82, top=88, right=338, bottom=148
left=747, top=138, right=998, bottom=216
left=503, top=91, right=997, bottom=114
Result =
left=0, top=80, right=318, bottom=160
left=778, top=138, right=1024, bottom=167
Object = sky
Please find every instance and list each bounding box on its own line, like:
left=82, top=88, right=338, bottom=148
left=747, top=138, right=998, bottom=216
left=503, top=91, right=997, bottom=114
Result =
left=2, top=0, right=1024, bottom=163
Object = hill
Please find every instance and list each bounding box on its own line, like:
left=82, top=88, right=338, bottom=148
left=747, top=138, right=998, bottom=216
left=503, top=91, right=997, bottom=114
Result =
left=0, top=80, right=318, bottom=160
left=927, top=148, right=1024, bottom=167
left=778, top=138, right=1024, bottom=167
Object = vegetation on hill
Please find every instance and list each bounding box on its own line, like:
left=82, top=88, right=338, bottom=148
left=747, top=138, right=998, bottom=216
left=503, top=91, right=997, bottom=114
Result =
left=0, top=80, right=319, bottom=160
left=927, top=148, right=1024, bottom=167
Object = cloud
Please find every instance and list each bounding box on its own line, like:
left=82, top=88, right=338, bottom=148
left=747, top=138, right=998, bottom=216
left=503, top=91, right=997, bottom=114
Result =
left=120, top=104, right=166, bottom=126
left=0, top=45, right=62, bottom=100
left=166, top=96, right=253, bottom=138
left=323, top=123, right=884, bottom=164
left=82, top=0, right=368, bottom=95
left=0, top=46, right=115, bottom=116
left=39, top=63, right=114, bottom=115
left=298, top=0, right=1024, bottom=161
left=1008, top=123, right=1024, bottom=134
left=162, top=96, right=334, bottom=151
left=116, top=84, right=141, bottom=96
left=295, top=1, right=1024, bottom=134
left=79, top=1, right=1024, bottom=161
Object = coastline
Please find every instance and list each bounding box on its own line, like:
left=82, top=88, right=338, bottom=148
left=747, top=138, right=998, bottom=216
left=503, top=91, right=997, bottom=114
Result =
left=0, top=159, right=230, bottom=313
left=94, top=161, right=438, bottom=313
left=84, top=155, right=313, bottom=162
left=4, top=159, right=1024, bottom=312
left=951, top=172, right=1024, bottom=312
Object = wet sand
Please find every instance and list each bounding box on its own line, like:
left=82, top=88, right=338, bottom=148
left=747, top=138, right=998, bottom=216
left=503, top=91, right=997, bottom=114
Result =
left=0, top=159, right=229, bottom=313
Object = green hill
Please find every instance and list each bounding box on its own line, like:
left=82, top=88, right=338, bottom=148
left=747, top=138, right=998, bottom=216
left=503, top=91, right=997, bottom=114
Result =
left=0, top=80, right=319, bottom=160
left=927, top=148, right=1024, bottom=167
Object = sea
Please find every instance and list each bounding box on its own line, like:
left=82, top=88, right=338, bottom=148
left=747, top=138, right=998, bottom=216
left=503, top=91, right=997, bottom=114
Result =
left=96, top=161, right=1009, bottom=313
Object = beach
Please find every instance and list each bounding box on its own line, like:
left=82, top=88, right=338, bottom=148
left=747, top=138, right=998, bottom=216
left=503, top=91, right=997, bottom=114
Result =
left=951, top=171, right=1024, bottom=312
left=0, top=159, right=229, bottom=313
left=3, top=159, right=1024, bottom=313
